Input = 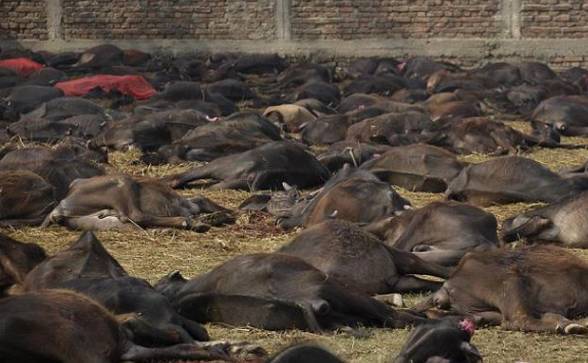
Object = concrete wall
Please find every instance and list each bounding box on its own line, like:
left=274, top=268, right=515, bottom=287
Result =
left=2, top=0, right=588, bottom=68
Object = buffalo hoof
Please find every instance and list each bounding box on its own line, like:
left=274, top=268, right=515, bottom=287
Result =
left=374, top=293, right=405, bottom=308
left=198, top=211, right=236, bottom=226
left=563, top=323, right=588, bottom=335
left=226, top=341, right=267, bottom=361
left=189, top=222, right=211, bottom=233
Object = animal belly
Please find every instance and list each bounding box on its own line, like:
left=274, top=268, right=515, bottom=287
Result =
left=66, top=215, right=129, bottom=231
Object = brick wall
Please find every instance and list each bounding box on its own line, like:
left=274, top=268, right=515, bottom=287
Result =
left=4, top=1, right=588, bottom=69
left=291, top=0, right=502, bottom=40
left=61, top=0, right=276, bottom=40
left=521, top=1, right=588, bottom=38
left=0, top=1, right=47, bottom=40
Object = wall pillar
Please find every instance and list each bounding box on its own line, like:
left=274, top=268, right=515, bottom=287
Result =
left=276, top=0, right=292, bottom=40
left=47, top=0, right=63, bottom=40
left=501, top=0, right=521, bottom=39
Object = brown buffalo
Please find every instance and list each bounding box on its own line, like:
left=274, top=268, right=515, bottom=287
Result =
left=92, top=109, right=209, bottom=151
left=502, top=191, right=588, bottom=248
left=418, top=245, right=588, bottom=334
left=427, top=100, right=482, bottom=122
left=154, top=112, right=283, bottom=162
left=23, top=232, right=126, bottom=290
left=318, top=141, right=392, bottom=172
left=268, top=344, right=344, bottom=363
left=278, top=220, right=450, bottom=294
left=427, top=117, right=540, bottom=155
left=360, top=144, right=466, bottom=192
left=0, top=170, right=56, bottom=226
left=42, top=175, right=231, bottom=231
left=274, top=166, right=411, bottom=229
left=167, top=141, right=330, bottom=191
left=0, top=233, right=46, bottom=296
left=24, top=232, right=211, bottom=346
left=0, top=140, right=106, bottom=200
left=263, top=104, right=318, bottom=133
left=392, top=318, right=482, bottom=363
left=0, top=290, right=264, bottom=362
left=346, top=111, right=432, bottom=146
left=532, top=95, right=588, bottom=136
left=366, top=201, right=499, bottom=266
left=446, top=156, right=588, bottom=206
left=155, top=253, right=426, bottom=332
left=338, top=93, right=424, bottom=114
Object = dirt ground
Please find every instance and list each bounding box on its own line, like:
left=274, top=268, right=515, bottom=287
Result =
left=3, top=123, right=588, bottom=363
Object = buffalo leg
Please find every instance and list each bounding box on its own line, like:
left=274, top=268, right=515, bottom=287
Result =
left=121, top=342, right=229, bottom=361
left=389, top=248, right=451, bottom=278
left=391, top=276, right=443, bottom=293
left=209, top=178, right=248, bottom=190
left=165, top=166, right=215, bottom=189
left=503, top=312, right=587, bottom=334
left=500, top=278, right=585, bottom=333
left=412, top=249, right=466, bottom=267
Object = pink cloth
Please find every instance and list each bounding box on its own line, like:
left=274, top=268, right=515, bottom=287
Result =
left=0, top=58, right=44, bottom=77
left=56, top=75, right=156, bottom=100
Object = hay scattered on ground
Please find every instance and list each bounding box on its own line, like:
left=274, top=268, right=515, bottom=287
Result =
left=3, top=134, right=588, bottom=363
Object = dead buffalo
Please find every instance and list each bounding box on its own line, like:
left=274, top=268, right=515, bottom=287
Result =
left=295, top=80, right=340, bottom=106
left=1, top=85, right=63, bottom=121
left=24, top=231, right=210, bottom=345
left=263, top=104, right=318, bottom=133
left=366, top=201, right=499, bottom=266
left=401, top=57, right=461, bottom=81
left=502, top=191, right=588, bottom=248
left=0, top=142, right=106, bottom=200
left=346, top=111, right=432, bottom=146
left=8, top=113, right=109, bottom=141
left=155, top=253, right=426, bottom=332
left=360, top=144, right=466, bottom=192
left=418, top=245, right=588, bottom=334
left=42, top=175, right=232, bottom=231
left=167, top=141, right=329, bottom=191
left=274, top=166, right=411, bottom=229
left=338, top=93, right=423, bottom=114
left=518, top=61, right=557, bottom=84
left=217, top=53, right=287, bottom=75
left=76, top=44, right=124, bottom=69
left=20, top=96, right=107, bottom=122
left=474, top=62, right=521, bottom=87
left=427, top=117, right=544, bottom=155
left=154, top=112, right=283, bottom=162
left=318, top=141, right=392, bottom=172
left=393, top=318, right=482, bottom=363
left=343, top=74, right=407, bottom=96
left=531, top=95, right=588, bottom=136
left=92, top=109, right=209, bottom=151
left=300, top=106, right=392, bottom=146
left=278, top=220, right=449, bottom=294
left=427, top=100, right=482, bottom=122
left=23, top=231, right=126, bottom=291
left=446, top=156, right=588, bottom=206
left=0, top=290, right=264, bottom=362
left=0, top=170, right=56, bottom=226
left=0, top=233, right=46, bottom=296
left=342, top=57, right=400, bottom=79
left=268, top=344, right=344, bottom=363
left=205, top=78, right=257, bottom=102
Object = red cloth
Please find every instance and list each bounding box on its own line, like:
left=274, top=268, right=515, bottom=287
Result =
left=55, top=75, right=156, bottom=100
left=0, top=58, right=44, bottom=77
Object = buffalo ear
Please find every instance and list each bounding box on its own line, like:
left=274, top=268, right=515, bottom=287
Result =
left=282, top=182, right=293, bottom=191
left=460, top=341, right=483, bottom=362
left=168, top=270, right=185, bottom=281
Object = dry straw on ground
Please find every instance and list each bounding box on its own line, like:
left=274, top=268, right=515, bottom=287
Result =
left=3, top=133, right=588, bottom=363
